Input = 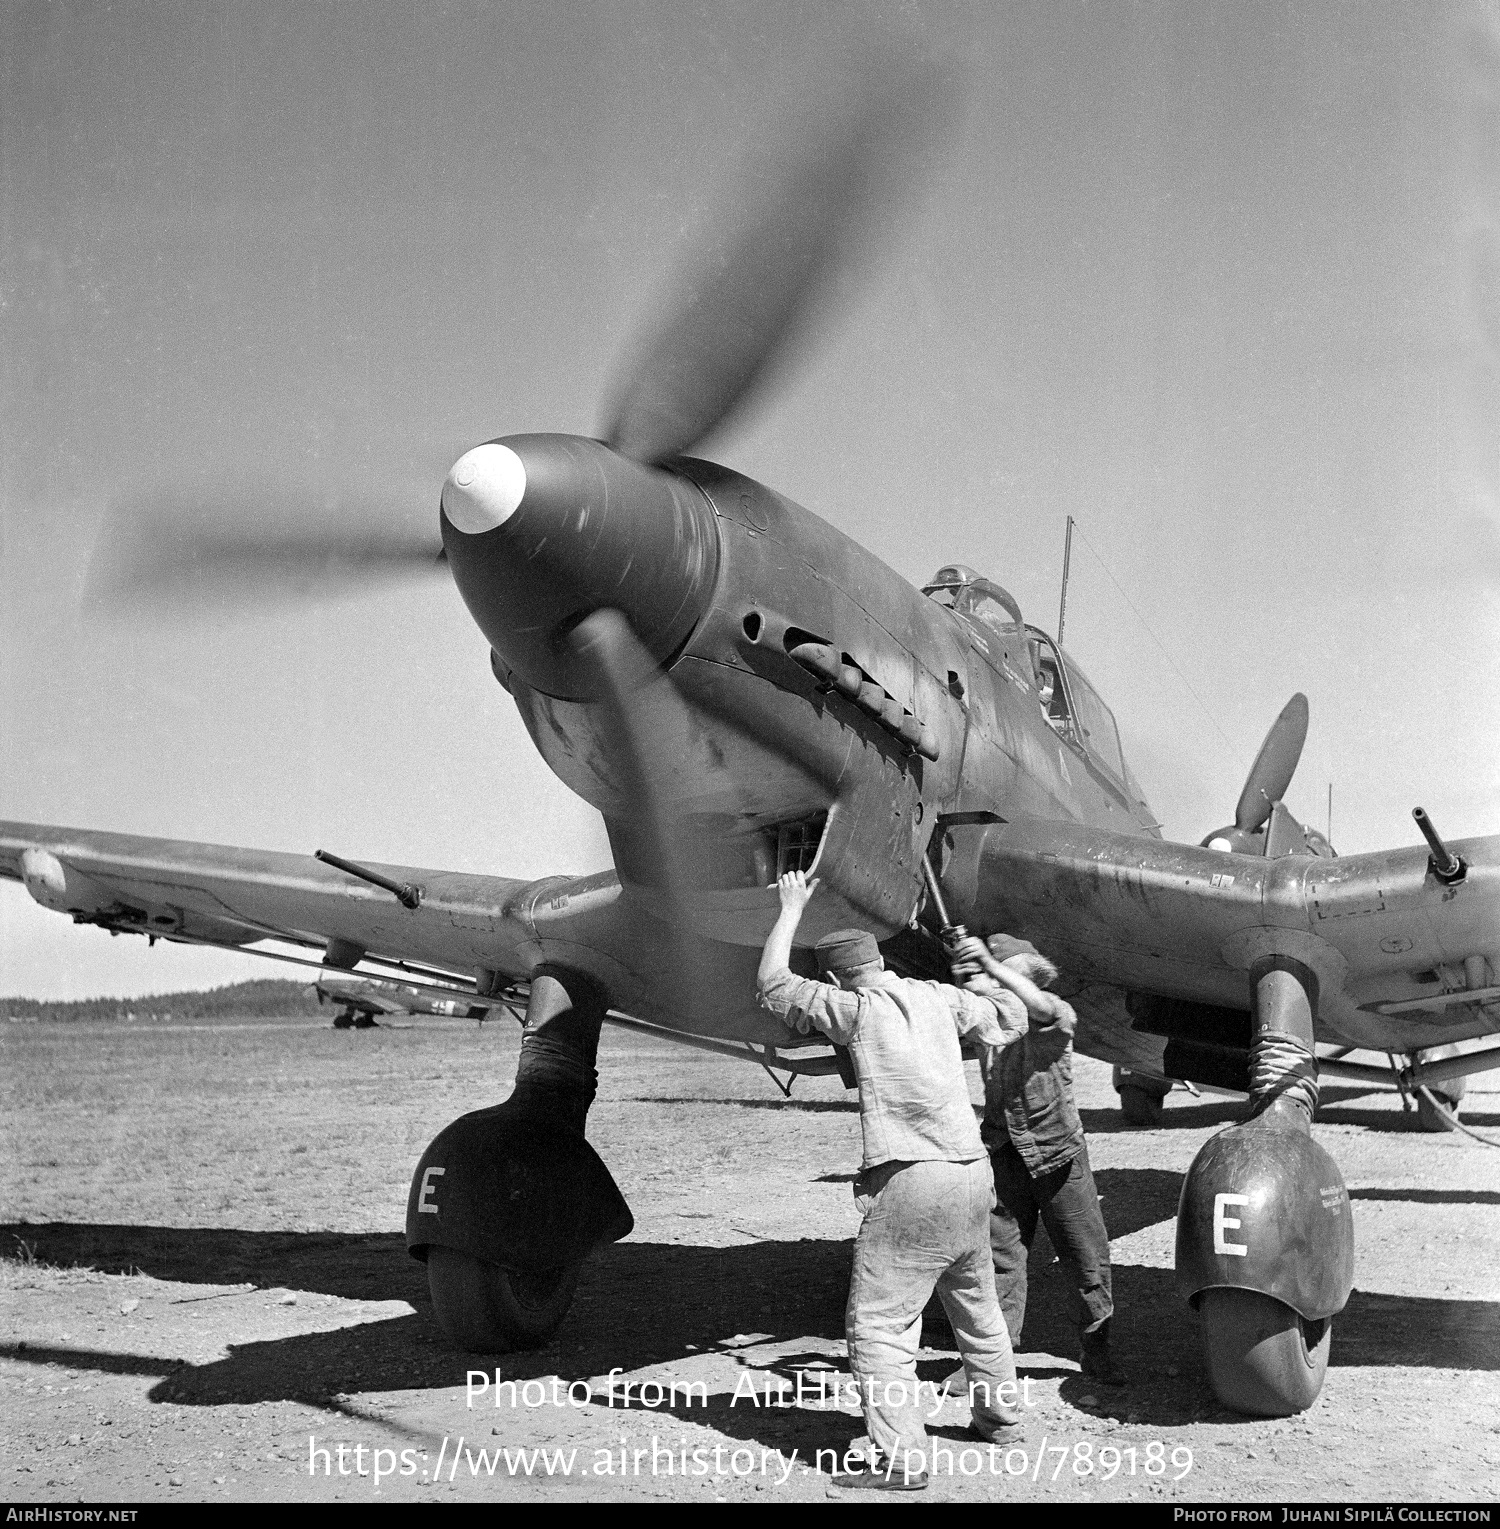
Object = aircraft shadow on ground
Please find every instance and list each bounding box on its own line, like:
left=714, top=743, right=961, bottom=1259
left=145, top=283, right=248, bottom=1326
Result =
left=1093, top=1167, right=1183, bottom=1239
left=1080, top=1100, right=1244, bottom=1134
left=1315, top=1104, right=1498, bottom=1129
left=1081, top=1085, right=1498, bottom=1135
left=1350, top=1187, right=1500, bottom=1206
left=638, top=1087, right=1500, bottom=1132
left=4, top=1189, right=1496, bottom=1442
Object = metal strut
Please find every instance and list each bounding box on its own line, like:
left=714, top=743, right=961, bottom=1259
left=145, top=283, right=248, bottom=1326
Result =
left=1247, top=955, right=1320, bottom=1128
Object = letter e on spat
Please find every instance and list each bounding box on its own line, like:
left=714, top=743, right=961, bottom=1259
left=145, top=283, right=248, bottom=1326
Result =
left=419, top=1166, right=446, bottom=1214
left=1213, top=1193, right=1250, bottom=1256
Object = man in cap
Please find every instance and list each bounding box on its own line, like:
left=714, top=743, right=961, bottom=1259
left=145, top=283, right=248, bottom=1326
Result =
left=962, top=933, right=1124, bottom=1387
left=756, top=870, right=1030, bottom=1490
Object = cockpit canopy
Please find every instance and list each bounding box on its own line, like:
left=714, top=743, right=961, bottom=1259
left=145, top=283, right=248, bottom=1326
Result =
left=925, top=562, right=1143, bottom=806
left=921, top=564, right=1025, bottom=642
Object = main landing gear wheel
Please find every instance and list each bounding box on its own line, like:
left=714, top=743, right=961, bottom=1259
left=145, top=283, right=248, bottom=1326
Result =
left=426, top=1245, right=583, bottom=1352
left=1197, top=1287, right=1330, bottom=1417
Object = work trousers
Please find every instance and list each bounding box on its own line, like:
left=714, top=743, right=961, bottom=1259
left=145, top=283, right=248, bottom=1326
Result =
left=847, top=1157, right=1018, bottom=1465
left=988, top=1138, right=1112, bottom=1345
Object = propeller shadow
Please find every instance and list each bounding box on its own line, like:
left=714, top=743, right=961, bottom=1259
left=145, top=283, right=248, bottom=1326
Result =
left=629, top=1096, right=859, bottom=1114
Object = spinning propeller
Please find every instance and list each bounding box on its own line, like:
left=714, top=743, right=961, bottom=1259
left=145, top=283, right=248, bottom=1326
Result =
left=86, top=57, right=950, bottom=1015
left=600, top=61, right=942, bottom=466
left=87, top=481, right=446, bottom=610
left=89, top=56, right=941, bottom=614
left=564, top=609, right=720, bottom=1002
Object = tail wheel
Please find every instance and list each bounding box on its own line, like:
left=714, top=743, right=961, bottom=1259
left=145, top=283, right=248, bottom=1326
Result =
left=1198, top=1287, right=1331, bottom=1416
left=1416, top=1086, right=1464, bottom=1133
left=426, top=1245, right=582, bottom=1352
left=1118, top=1083, right=1165, bottom=1128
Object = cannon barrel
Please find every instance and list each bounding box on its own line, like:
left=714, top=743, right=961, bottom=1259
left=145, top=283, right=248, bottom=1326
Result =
left=1412, top=807, right=1465, bottom=884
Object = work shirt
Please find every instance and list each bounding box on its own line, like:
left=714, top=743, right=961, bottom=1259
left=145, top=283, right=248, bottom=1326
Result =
left=757, top=966, right=1026, bottom=1170
left=979, top=1004, right=1086, bottom=1176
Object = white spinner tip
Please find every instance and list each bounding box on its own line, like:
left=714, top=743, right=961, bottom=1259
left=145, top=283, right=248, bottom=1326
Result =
left=441, top=442, right=527, bottom=535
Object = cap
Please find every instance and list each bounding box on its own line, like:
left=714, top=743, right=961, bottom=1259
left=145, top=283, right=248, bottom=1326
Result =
left=986, top=933, right=1058, bottom=989
left=815, top=928, right=881, bottom=974
left=985, top=934, right=1039, bottom=963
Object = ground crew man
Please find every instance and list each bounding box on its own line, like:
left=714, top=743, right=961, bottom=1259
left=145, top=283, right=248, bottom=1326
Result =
left=756, top=870, right=1030, bottom=1490
left=964, top=933, right=1125, bottom=1387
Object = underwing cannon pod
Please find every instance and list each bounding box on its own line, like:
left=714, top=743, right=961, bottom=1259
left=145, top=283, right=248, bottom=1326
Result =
left=406, top=967, right=632, bottom=1351
left=1174, top=953, right=1353, bottom=1416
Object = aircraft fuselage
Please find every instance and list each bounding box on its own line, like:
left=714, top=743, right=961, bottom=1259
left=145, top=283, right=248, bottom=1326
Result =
left=442, top=434, right=1159, bottom=952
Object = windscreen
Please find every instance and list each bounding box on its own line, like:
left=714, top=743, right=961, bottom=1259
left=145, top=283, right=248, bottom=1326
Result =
left=1065, top=662, right=1125, bottom=782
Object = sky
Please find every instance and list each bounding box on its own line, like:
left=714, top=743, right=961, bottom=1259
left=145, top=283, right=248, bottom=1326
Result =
left=2, top=0, right=1497, bottom=999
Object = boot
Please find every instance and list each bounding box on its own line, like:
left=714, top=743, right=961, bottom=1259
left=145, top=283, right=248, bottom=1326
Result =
left=1079, top=1320, right=1128, bottom=1387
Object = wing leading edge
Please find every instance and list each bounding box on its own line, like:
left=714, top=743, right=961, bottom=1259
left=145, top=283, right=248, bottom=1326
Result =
left=1, top=818, right=542, bottom=979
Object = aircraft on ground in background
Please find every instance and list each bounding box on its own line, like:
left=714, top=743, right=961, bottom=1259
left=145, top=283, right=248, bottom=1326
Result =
left=315, top=971, right=508, bottom=1029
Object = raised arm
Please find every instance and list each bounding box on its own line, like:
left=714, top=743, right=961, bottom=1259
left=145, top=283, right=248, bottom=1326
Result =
left=951, top=933, right=1074, bottom=1035
left=975, top=942, right=1075, bottom=1033
left=757, top=869, right=820, bottom=988
left=755, top=872, right=865, bottom=1044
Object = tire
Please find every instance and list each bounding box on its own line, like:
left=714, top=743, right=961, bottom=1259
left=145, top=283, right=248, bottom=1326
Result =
left=426, top=1245, right=581, bottom=1352
left=1198, top=1287, right=1331, bottom=1416
left=1118, top=1083, right=1164, bottom=1128
left=1416, top=1086, right=1464, bottom=1134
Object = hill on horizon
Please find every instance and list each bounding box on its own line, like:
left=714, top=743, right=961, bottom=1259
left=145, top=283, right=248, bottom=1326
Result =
left=1, top=978, right=323, bottom=1023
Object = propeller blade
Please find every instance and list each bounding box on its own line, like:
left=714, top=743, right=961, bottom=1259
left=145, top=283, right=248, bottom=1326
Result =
left=566, top=608, right=716, bottom=1012
left=86, top=481, right=445, bottom=612
left=567, top=608, right=692, bottom=891
left=600, top=57, right=950, bottom=466
left=1234, top=693, right=1310, bottom=832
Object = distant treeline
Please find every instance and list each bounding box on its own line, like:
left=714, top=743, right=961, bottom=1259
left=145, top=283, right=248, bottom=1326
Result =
left=1, top=978, right=323, bottom=1023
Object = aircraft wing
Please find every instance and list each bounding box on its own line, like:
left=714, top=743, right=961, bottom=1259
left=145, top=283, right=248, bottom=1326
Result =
left=943, top=815, right=1500, bottom=1057
left=0, top=820, right=784, bottom=1048
left=363, top=993, right=418, bottom=1015
left=0, top=819, right=544, bottom=982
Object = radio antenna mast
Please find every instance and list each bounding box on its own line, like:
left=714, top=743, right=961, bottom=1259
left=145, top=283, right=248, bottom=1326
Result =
left=1056, top=515, right=1075, bottom=648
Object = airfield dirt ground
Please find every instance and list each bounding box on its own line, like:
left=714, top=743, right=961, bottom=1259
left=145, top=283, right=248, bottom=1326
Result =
left=1, top=1014, right=1497, bottom=1506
